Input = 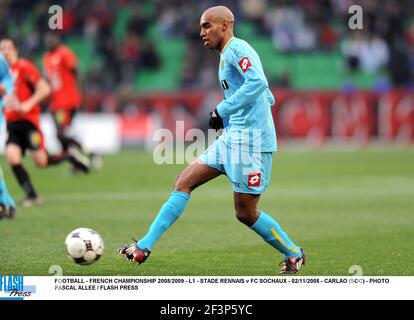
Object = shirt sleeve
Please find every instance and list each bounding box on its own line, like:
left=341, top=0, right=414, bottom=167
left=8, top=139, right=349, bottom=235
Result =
left=23, top=61, right=42, bottom=86
left=216, top=46, right=268, bottom=118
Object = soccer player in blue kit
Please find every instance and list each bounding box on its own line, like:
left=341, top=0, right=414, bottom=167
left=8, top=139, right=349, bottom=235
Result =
left=0, top=53, right=16, bottom=219
left=119, top=6, right=306, bottom=274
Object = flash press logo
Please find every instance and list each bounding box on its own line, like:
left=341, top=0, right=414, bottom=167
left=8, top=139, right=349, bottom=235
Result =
left=0, top=276, right=36, bottom=300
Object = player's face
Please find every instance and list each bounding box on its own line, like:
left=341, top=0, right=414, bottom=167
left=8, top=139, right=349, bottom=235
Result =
left=200, top=15, right=223, bottom=50
left=0, top=40, right=18, bottom=65
left=44, top=34, right=59, bottom=50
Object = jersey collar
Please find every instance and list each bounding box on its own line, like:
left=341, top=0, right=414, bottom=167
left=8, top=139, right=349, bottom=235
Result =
left=220, top=36, right=235, bottom=54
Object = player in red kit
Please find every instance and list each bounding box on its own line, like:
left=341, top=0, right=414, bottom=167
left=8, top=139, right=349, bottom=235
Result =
left=43, top=33, right=92, bottom=171
left=0, top=38, right=90, bottom=207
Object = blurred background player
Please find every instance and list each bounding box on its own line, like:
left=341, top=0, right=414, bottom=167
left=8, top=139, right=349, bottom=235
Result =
left=43, top=32, right=95, bottom=171
left=0, top=53, right=16, bottom=219
left=0, top=38, right=90, bottom=207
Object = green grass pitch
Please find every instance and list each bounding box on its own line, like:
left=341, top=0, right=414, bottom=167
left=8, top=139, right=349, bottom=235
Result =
left=0, top=148, right=413, bottom=276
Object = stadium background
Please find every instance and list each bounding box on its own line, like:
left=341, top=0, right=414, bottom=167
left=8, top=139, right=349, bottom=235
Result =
left=2, top=0, right=414, bottom=148
left=0, top=0, right=413, bottom=276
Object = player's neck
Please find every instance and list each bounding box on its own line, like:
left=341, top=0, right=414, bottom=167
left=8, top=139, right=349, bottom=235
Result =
left=49, top=45, right=60, bottom=52
left=9, top=57, right=18, bottom=66
left=219, top=34, right=234, bottom=53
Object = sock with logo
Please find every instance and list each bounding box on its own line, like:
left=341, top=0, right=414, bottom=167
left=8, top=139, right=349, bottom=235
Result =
left=138, top=191, right=191, bottom=251
left=250, top=211, right=302, bottom=258
left=0, top=167, right=15, bottom=207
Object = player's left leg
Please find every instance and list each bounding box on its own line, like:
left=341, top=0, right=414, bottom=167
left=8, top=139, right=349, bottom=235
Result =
left=233, top=192, right=305, bottom=273
left=53, top=110, right=92, bottom=172
left=118, top=159, right=223, bottom=264
left=53, top=109, right=83, bottom=152
left=29, top=124, right=90, bottom=173
left=0, top=165, right=16, bottom=219
left=230, top=151, right=305, bottom=274
left=7, top=144, right=41, bottom=207
left=32, top=149, right=90, bottom=173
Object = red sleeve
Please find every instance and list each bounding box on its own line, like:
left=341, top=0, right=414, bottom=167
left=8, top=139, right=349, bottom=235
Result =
left=23, top=60, right=42, bottom=86
left=62, top=47, right=78, bottom=70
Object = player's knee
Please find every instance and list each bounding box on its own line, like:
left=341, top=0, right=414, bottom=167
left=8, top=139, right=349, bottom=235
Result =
left=32, top=151, right=48, bottom=168
left=173, top=175, right=192, bottom=194
left=6, top=150, right=21, bottom=166
left=235, top=206, right=259, bottom=226
left=34, top=158, right=47, bottom=168
left=235, top=210, right=250, bottom=225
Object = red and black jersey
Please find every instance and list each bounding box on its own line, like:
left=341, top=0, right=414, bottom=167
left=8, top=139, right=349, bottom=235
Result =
left=43, top=45, right=81, bottom=111
left=4, top=59, right=42, bottom=127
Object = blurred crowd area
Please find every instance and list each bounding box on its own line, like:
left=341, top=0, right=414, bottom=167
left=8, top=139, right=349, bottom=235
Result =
left=1, top=0, right=414, bottom=112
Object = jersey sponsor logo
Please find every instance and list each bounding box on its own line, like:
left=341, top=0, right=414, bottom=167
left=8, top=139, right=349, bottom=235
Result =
left=230, top=46, right=243, bottom=58
left=248, top=172, right=261, bottom=187
left=221, top=80, right=229, bottom=90
left=238, top=57, right=251, bottom=73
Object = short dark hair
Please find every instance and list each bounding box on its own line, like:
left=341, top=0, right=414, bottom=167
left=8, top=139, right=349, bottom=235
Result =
left=1, top=37, right=18, bottom=49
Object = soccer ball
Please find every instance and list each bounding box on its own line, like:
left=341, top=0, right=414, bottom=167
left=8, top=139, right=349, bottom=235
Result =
left=65, top=228, right=104, bottom=264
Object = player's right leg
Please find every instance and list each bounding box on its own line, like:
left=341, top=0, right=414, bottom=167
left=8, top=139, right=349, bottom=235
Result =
left=228, top=151, right=305, bottom=274
left=118, top=159, right=222, bottom=264
left=53, top=109, right=83, bottom=153
left=6, top=143, right=40, bottom=207
left=24, top=120, right=90, bottom=173
left=52, top=110, right=91, bottom=173
left=6, top=121, right=42, bottom=206
left=0, top=165, right=16, bottom=219
left=234, top=192, right=305, bottom=274
left=31, top=148, right=90, bottom=173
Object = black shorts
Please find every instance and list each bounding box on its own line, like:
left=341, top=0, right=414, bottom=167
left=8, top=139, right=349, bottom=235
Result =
left=6, top=121, right=45, bottom=155
left=52, top=109, right=78, bottom=130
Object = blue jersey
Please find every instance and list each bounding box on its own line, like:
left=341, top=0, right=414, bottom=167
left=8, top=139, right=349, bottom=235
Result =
left=0, top=54, right=14, bottom=125
left=216, top=37, right=277, bottom=152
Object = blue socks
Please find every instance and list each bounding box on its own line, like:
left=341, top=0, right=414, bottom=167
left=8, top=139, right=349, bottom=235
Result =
left=138, top=191, right=190, bottom=250
left=251, top=211, right=301, bottom=258
left=0, top=167, right=15, bottom=208
left=137, top=193, right=300, bottom=259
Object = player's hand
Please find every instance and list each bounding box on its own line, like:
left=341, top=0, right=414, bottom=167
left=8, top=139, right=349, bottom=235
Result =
left=209, top=109, right=224, bottom=130
left=0, top=85, right=5, bottom=97
left=4, top=95, right=20, bottom=110
left=19, top=101, right=34, bottom=113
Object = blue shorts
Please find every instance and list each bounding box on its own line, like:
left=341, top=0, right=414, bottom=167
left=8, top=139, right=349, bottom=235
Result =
left=199, top=137, right=273, bottom=194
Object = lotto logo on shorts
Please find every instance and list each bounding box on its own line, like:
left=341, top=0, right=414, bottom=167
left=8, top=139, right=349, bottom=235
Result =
left=238, top=57, right=251, bottom=73
left=248, top=173, right=261, bottom=187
